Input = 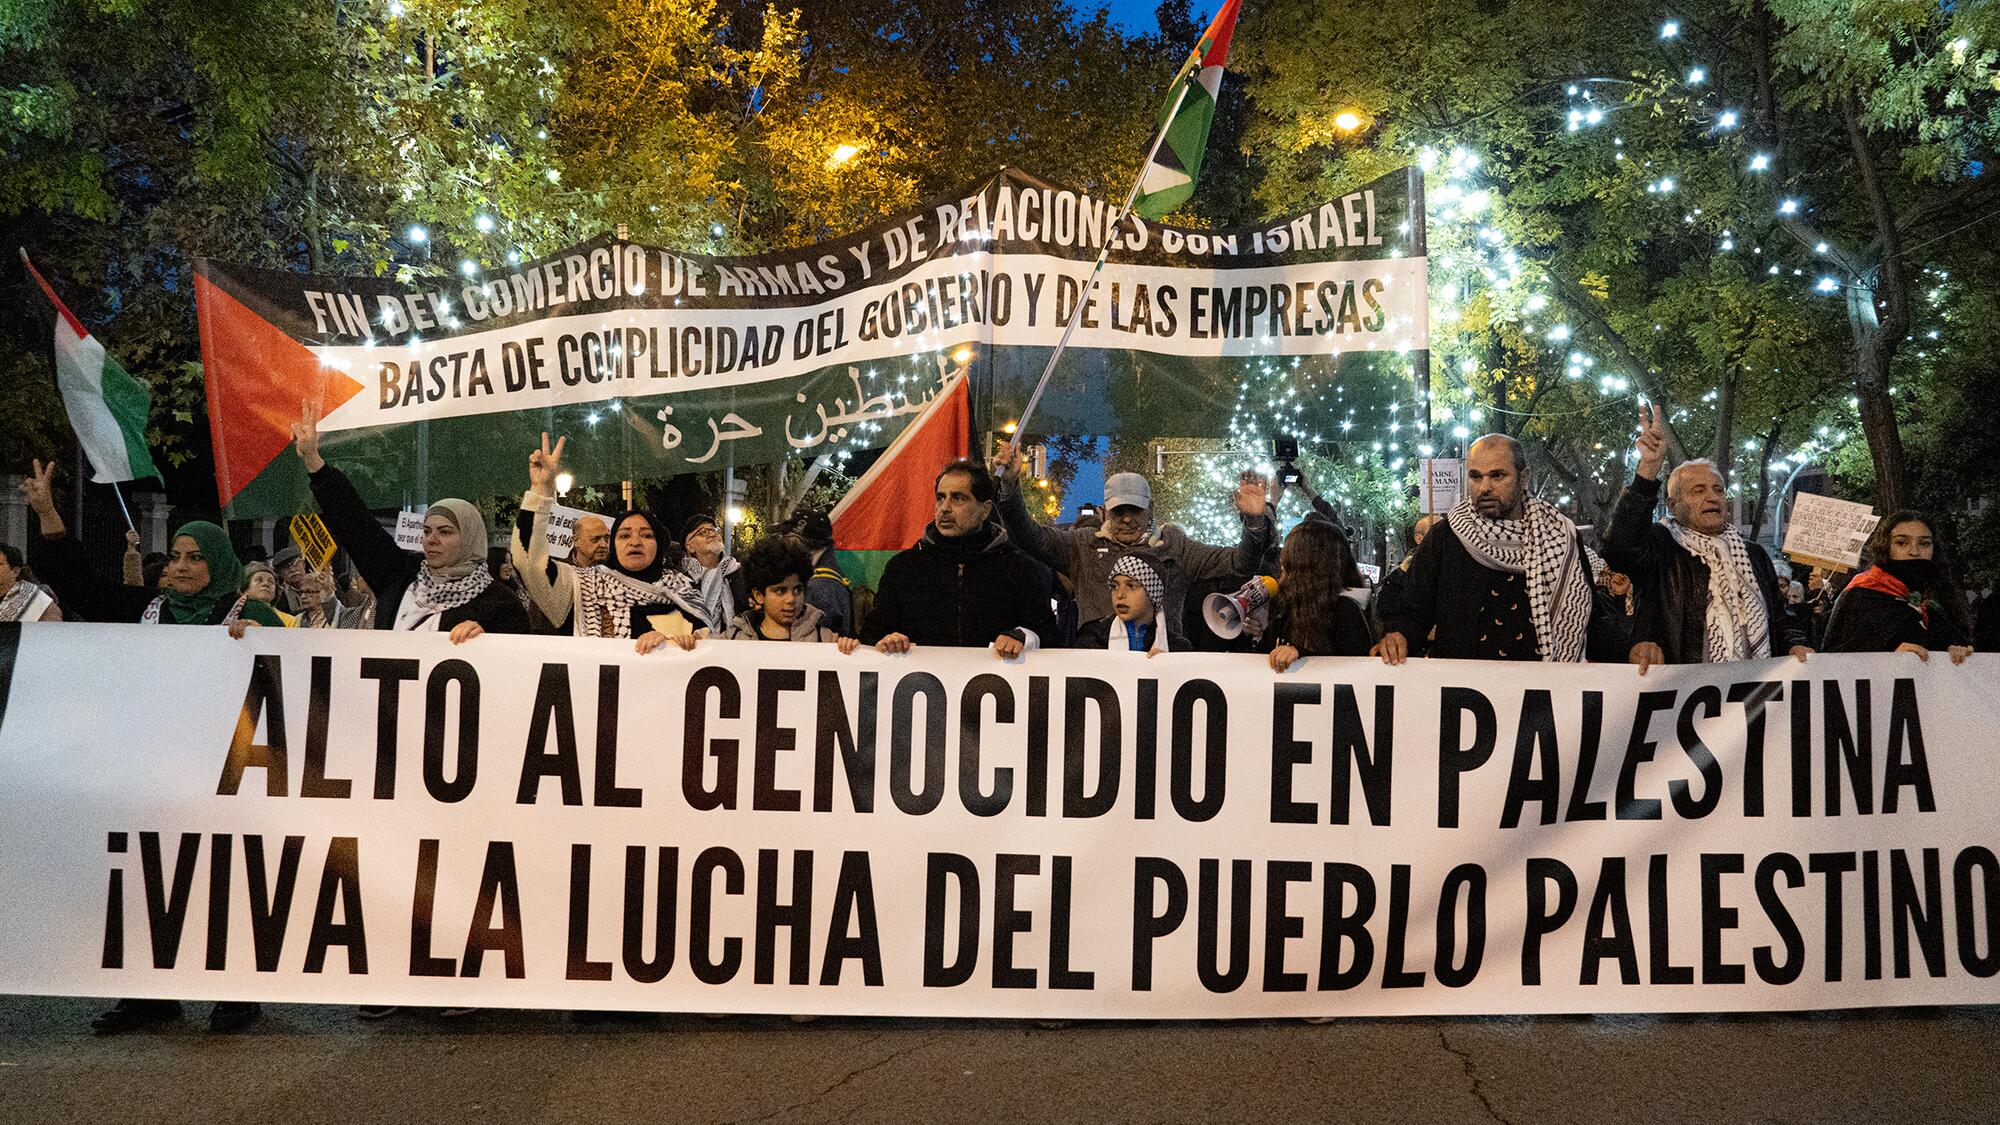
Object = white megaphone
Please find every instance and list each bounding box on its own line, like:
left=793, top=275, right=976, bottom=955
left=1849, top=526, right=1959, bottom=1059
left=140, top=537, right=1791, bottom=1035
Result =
left=1204, top=575, right=1278, bottom=640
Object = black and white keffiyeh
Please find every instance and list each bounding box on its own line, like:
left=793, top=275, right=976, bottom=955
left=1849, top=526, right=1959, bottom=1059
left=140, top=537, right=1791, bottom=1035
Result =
left=0, top=580, right=51, bottom=623
left=1665, top=521, right=1770, bottom=662
left=410, top=565, right=492, bottom=614
left=1445, top=497, right=1592, bottom=662
left=574, top=565, right=705, bottom=639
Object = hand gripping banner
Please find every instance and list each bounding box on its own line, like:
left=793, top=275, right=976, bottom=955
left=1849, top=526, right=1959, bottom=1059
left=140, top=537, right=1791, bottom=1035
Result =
left=3, top=626, right=1992, bottom=1019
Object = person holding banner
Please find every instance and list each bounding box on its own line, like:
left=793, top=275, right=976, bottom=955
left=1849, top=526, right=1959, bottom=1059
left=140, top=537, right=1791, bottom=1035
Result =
left=1263, top=520, right=1374, bottom=670
left=20, top=460, right=284, bottom=634
left=1074, top=549, right=1187, bottom=654
left=1610, top=404, right=1810, bottom=671
left=0, top=544, right=61, bottom=622
left=241, top=561, right=299, bottom=626
left=1820, top=512, right=1974, bottom=663
left=1377, top=435, right=1601, bottom=664
left=511, top=434, right=709, bottom=641
left=291, top=404, right=527, bottom=640
left=861, top=459, right=1056, bottom=657
left=994, top=465, right=1272, bottom=629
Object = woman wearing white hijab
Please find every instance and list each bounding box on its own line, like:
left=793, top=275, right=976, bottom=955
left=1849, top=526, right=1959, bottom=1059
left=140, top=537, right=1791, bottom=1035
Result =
left=291, top=403, right=528, bottom=640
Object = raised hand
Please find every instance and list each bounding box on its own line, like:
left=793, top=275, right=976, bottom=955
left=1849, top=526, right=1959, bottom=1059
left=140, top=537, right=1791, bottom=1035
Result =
left=1234, top=471, right=1271, bottom=517
left=528, top=432, right=566, bottom=496
left=1635, top=401, right=1667, bottom=481
left=292, top=399, right=326, bottom=473
left=21, top=458, right=57, bottom=515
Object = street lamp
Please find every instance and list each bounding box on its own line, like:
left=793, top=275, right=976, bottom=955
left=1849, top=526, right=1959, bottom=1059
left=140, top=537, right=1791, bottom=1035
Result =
left=826, top=142, right=862, bottom=170
left=1334, top=110, right=1365, bottom=133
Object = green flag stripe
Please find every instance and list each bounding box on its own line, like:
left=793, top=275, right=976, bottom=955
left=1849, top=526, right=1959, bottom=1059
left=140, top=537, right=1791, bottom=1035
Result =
left=97, top=351, right=160, bottom=480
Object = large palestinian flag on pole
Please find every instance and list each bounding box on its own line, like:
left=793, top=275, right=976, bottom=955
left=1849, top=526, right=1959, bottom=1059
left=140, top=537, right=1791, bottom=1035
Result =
left=1134, top=0, right=1243, bottom=221
left=194, top=166, right=1427, bottom=522
left=21, top=250, right=160, bottom=484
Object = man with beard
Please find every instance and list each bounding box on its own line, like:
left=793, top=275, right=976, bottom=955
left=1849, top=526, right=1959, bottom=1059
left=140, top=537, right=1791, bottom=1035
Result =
left=1607, top=403, right=1810, bottom=671
left=861, top=460, right=1055, bottom=657
left=1377, top=433, right=1599, bottom=663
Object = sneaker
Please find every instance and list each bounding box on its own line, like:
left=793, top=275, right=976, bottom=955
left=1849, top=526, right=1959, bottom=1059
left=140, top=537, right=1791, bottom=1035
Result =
left=356, top=1005, right=400, bottom=1020
left=208, top=1001, right=261, bottom=1033
left=90, top=998, right=182, bottom=1035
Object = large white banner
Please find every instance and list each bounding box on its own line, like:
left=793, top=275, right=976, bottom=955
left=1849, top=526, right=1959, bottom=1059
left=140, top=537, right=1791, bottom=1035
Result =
left=2, top=624, right=1996, bottom=1018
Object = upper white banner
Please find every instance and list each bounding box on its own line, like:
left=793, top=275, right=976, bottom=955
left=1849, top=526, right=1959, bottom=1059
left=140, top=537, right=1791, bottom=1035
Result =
left=1, top=624, right=1994, bottom=1019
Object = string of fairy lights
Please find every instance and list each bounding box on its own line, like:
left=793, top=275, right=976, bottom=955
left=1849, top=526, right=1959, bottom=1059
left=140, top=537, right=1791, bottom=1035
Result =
left=362, top=2, right=1980, bottom=543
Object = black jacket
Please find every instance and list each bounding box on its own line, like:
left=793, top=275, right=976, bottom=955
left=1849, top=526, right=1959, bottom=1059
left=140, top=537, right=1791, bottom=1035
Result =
left=1262, top=596, right=1374, bottom=658
left=1821, top=586, right=1970, bottom=652
left=859, top=523, right=1056, bottom=648
left=1376, top=519, right=1609, bottom=661
left=1603, top=474, right=1806, bottom=663
left=310, top=464, right=528, bottom=634
left=29, top=532, right=285, bottom=627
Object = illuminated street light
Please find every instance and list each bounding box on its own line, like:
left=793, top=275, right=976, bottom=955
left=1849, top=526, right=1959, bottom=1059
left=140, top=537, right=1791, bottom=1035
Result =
left=826, top=142, right=862, bottom=170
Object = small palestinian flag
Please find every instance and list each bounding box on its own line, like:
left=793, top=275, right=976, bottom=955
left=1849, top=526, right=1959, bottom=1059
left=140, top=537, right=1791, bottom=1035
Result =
left=19, top=249, right=160, bottom=483
left=1134, top=0, right=1244, bottom=221
left=829, top=369, right=971, bottom=591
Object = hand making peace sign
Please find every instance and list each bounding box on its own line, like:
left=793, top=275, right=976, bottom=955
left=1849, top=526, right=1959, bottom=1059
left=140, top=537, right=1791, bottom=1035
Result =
left=528, top=432, right=567, bottom=497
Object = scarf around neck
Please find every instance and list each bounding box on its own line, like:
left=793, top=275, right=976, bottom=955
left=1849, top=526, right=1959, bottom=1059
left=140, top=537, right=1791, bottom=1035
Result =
left=1666, top=519, right=1770, bottom=662
left=1444, top=497, right=1591, bottom=662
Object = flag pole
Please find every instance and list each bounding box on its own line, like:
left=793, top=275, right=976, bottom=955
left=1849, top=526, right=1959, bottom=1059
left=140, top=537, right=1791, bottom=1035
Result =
left=109, top=480, right=137, bottom=537
left=1001, top=48, right=1207, bottom=468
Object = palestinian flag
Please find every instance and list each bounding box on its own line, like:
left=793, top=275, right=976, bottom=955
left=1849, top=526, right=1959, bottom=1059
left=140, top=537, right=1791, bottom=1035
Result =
left=19, top=250, right=160, bottom=483
left=1134, top=0, right=1243, bottom=221
left=830, top=369, right=970, bottom=591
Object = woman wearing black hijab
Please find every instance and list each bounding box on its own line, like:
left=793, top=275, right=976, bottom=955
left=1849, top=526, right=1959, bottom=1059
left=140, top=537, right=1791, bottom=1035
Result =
left=1821, top=511, right=1974, bottom=663
left=509, top=434, right=708, bottom=638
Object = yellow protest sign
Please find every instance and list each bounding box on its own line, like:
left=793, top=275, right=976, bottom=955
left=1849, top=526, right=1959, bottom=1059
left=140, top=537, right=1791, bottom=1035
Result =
left=288, top=513, right=338, bottom=572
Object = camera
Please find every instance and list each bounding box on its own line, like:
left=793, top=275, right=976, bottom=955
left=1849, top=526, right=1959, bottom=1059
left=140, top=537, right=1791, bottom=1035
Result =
left=1272, top=435, right=1302, bottom=485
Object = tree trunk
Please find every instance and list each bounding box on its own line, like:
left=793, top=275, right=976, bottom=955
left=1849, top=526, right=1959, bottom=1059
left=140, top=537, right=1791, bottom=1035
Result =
left=1842, top=95, right=1912, bottom=512
left=1748, top=421, right=1782, bottom=539
left=1709, top=367, right=1736, bottom=476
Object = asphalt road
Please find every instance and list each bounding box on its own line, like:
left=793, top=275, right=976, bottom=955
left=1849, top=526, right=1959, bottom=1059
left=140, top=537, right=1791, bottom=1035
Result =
left=0, top=997, right=1994, bottom=1124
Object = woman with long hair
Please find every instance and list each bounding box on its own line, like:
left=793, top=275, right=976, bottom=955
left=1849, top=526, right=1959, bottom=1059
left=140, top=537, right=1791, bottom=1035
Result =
left=1263, top=519, right=1374, bottom=671
left=1821, top=511, right=1973, bottom=663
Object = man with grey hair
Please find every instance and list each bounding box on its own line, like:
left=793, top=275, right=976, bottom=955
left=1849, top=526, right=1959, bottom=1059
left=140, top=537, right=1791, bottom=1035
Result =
left=1606, top=403, right=1809, bottom=671
left=1378, top=432, right=1600, bottom=663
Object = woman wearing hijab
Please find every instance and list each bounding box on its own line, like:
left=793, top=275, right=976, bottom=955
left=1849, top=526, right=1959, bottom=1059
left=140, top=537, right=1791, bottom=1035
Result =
left=1821, top=511, right=1974, bottom=663
left=18, top=459, right=277, bottom=1034
left=509, top=434, right=709, bottom=638
left=291, top=403, right=527, bottom=640
left=20, top=460, right=285, bottom=634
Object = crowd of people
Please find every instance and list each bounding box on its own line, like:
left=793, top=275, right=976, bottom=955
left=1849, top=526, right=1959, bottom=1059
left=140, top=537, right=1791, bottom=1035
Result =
left=7, top=403, right=1994, bottom=1032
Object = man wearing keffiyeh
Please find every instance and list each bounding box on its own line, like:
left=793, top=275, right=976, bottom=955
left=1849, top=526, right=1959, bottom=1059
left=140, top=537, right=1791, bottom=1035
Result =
left=1378, top=434, right=1601, bottom=664
left=1605, top=403, right=1811, bottom=672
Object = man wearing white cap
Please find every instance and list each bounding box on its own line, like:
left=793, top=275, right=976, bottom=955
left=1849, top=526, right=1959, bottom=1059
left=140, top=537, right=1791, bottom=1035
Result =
left=997, top=463, right=1271, bottom=627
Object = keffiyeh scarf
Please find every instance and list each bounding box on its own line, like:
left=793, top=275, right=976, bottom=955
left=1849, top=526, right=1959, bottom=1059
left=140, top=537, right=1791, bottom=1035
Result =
left=1665, top=521, right=1770, bottom=662
left=574, top=566, right=705, bottom=639
left=1445, top=497, right=1592, bottom=662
